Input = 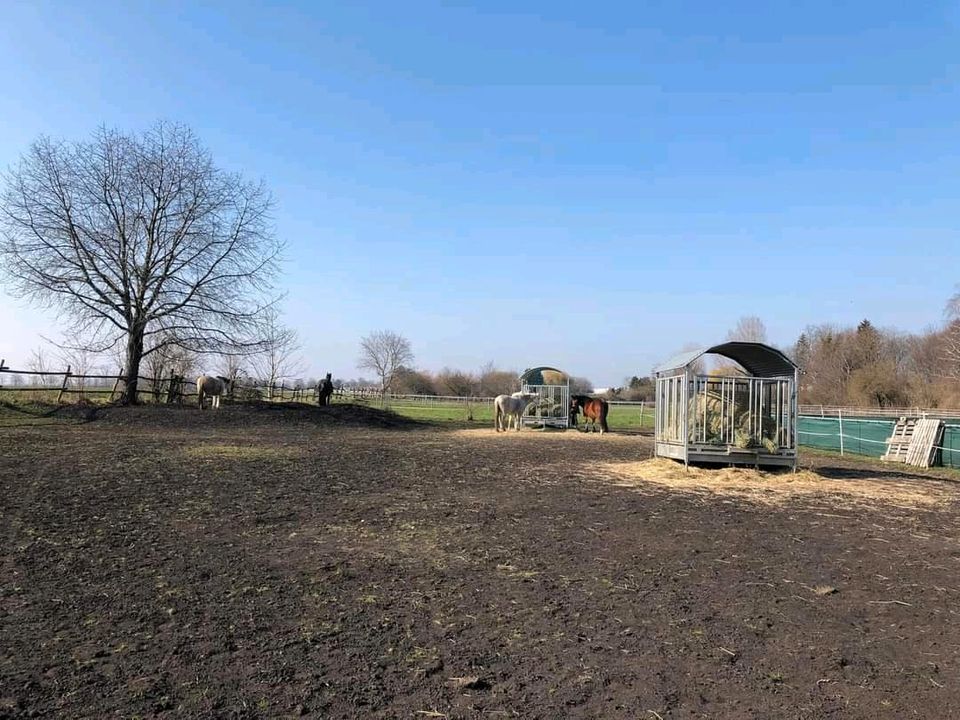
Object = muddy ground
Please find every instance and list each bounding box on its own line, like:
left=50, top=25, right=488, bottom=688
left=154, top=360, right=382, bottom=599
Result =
left=2, top=404, right=960, bottom=719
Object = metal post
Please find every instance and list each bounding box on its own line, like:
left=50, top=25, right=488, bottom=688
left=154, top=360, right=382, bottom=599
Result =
left=682, top=369, right=689, bottom=468
left=838, top=408, right=844, bottom=456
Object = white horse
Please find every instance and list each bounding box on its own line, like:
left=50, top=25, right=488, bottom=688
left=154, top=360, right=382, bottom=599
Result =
left=494, top=391, right=540, bottom=432
left=197, top=375, right=232, bottom=410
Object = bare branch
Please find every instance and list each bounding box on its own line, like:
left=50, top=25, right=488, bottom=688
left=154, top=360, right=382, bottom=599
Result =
left=358, top=330, right=414, bottom=393
left=0, top=122, right=283, bottom=403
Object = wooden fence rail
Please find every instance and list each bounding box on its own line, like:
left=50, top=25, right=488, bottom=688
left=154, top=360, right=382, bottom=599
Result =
left=0, top=360, right=330, bottom=405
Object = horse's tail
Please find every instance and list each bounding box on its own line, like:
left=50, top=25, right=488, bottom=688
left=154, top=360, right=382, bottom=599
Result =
left=600, top=400, right=609, bottom=433
left=196, top=376, right=205, bottom=409
left=494, top=399, right=502, bottom=431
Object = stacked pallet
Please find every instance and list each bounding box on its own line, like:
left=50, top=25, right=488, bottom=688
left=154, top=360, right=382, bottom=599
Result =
left=907, top=419, right=944, bottom=468
left=882, top=417, right=944, bottom=468
left=881, top=417, right=915, bottom=463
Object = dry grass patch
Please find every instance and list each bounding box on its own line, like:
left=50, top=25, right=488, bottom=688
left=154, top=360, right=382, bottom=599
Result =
left=597, top=458, right=953, bottom=509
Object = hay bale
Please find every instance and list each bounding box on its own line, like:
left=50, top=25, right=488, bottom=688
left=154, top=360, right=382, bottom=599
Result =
left=688, top=390, right=780, bottom=452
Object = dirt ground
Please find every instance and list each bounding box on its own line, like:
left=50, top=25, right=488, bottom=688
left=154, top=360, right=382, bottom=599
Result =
left=2, top=404, right=960, bottom=719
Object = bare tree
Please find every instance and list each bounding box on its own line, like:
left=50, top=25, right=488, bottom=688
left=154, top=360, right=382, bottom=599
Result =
left=569, top=376, right=594, bottom=395
left=726, top=316, right=768, bottom=343
left=436, top=367, right=477, bottom=396
left=142, top=333, right=197, bottom=400
left=56, top=346, right=94, bottom=393
left=944, top=288, right=960, bottom=379
left=478, top=361, right=518, bottom=396
left=219, top=352, right=245, bottom=386
left=358, top=330, right=413, bottom=394
left=248, top=307, right=303, bottom=394
left=0, top=123, right=282, bottom=404
left=393, top=367, right=438, bottom=395
left=27, top=346, right=53, bottom=387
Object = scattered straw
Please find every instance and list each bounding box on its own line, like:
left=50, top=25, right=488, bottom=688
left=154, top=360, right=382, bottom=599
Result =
left=597, top=458, right=952, bottom=509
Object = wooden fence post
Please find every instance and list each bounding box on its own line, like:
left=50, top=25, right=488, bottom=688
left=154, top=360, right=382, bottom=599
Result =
left=56, top=364, right=72, bottom=404
left=110, top=368, right=124, bottom=402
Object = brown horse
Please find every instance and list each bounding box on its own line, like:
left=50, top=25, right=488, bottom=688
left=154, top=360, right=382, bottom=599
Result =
left=571, top=395, right=609, bottom=434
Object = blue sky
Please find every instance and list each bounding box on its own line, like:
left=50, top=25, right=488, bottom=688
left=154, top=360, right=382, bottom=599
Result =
left=1, top=1, right=958, bottom=385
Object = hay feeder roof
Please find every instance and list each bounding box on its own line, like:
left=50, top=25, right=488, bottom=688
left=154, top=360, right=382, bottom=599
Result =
left=654, top=342, right=797, bottom=378
left=519, top=366, right=569, bottom=386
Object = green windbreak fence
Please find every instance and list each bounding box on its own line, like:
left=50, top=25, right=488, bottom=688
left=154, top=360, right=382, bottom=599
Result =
left=798, top=416, right=960, bottom=468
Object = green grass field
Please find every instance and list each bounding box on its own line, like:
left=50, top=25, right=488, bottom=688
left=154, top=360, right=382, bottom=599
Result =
left=375, top=399, right=654, bottom=430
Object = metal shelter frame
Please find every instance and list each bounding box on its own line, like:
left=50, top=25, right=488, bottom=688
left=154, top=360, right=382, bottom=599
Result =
left=520, top=366, right=571, bottom=429
left=653, top=342, right=799, bottom=468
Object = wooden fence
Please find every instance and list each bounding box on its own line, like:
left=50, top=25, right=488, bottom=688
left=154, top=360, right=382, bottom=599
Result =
left=0, top=361, right=659, bottom=410
left=0, top=359, right=323, bottom=405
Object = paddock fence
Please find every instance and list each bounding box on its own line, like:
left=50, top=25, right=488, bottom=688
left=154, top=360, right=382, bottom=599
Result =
left=0, top=359, right=324, bottom=405
left=2, top=358, right=959, bottom=468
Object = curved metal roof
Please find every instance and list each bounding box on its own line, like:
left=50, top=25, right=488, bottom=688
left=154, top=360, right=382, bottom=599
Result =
left=520, top=366, right=569, bottom=385
left=653, top=342, right=797, bottom=378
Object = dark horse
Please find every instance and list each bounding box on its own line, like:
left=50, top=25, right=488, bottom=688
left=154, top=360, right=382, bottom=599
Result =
left=317, top=373, right=334, bottom=406
left=571, top=395, right=609, bottom=434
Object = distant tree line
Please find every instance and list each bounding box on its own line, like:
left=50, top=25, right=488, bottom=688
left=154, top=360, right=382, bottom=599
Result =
left=705, top=307, right=960, bottom=408
left=340, top=362, right=596, bottom=398
left=793, top=311, right=960, bottom=408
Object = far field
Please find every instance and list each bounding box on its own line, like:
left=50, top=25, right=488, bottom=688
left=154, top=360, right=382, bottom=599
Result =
left=2, top=402, right=959, bottom=718
left=379, top=398, right=653, bottom=430
left=0, top=390, right=657, bottom=430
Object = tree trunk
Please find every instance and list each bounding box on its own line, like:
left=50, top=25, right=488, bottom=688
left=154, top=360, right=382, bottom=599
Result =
left=120, top=327, right=145, bottom=405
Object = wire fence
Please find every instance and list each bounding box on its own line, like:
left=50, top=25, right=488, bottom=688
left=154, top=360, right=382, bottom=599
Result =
left=797, top=415, right=960, bottom=468
left=799, top=403, right=960, bottom=420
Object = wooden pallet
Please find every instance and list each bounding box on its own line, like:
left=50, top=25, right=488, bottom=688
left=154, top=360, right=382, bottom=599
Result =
left=882, top=417, right=915, bottom=463
left=906, top=418, right=944, bottom=468
left=882, top=417, right=944, bottom=468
